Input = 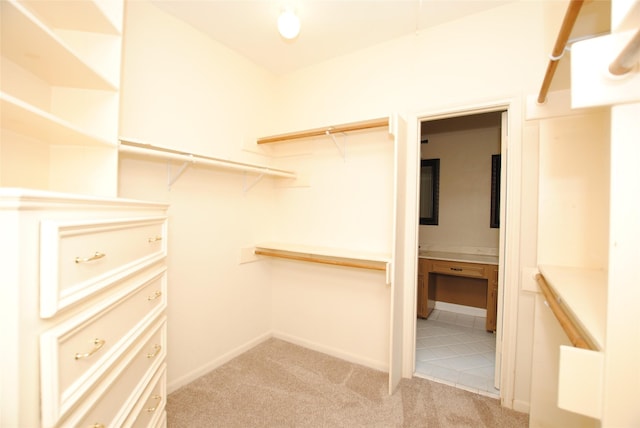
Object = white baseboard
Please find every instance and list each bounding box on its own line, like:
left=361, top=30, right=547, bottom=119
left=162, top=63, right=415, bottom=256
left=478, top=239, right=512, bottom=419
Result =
left=271, top=330, right=388, bottom=373
left=167, top=330, right=388, bottom=394
left=434, top=301, right=487, bottom=317
left=167, top=332, right=272, bottom=394
left=512, top=399, right=531, bottom=415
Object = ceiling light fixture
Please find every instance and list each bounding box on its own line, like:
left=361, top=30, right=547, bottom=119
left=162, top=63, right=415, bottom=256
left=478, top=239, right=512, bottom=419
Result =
left=277, top=9, right=300, bottom=40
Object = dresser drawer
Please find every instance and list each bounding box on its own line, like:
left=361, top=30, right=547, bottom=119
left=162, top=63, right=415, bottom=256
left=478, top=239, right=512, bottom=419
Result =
left=40, top=216, right=168, bottom=317
left=63, top=318, right=167, bottom=428
left=126, top=363, right=167, bottom=428
left=429, top=260, right=488, bottom=279
left=40, top=265, right=167, bottom=427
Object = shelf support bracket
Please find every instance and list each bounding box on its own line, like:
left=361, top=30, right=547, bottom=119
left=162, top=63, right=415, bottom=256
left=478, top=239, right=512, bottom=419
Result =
left=167, top=155, right=195, bottom=189
left=243, top=171, right=266, bottom=193
left=326, top=129, right=347, bottom=161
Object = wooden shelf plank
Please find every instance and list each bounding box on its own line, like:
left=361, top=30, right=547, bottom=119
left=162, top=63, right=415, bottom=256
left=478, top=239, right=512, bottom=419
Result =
left=257, top=117, right=389, bottom=144
left=254, top=243, right=390, bottom=271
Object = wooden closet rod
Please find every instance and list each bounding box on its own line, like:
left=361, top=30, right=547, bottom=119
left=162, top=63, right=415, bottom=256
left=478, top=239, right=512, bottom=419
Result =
left=254, top=248, right=387, bottom=271
left=537, top=0, right=585, bottom=104
left=535, top=273, right=595, bottom=350
left=609, top=29, right=640, bottom=76
left=257, top=117, right=389, bottom=144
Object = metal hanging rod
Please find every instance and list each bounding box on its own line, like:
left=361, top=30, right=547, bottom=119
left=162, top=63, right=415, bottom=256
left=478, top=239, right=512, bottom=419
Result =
left=537, top=0, right=585, bottom=104
left=256, top=117, right=389, bottom=144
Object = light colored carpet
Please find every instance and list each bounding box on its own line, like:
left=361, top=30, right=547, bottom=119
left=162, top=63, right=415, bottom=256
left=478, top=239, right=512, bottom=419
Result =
left=167, top=338, right=528, bottom=427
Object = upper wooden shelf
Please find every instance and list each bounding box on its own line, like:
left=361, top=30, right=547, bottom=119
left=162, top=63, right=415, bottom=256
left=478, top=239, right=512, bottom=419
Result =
left=257, top=117, right=389, bottom=145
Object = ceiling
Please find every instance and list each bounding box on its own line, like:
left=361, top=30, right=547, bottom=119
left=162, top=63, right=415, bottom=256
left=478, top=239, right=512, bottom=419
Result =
left=150, top=0, right=513, bottom=75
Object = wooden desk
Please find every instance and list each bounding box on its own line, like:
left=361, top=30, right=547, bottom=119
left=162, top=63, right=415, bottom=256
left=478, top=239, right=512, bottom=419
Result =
left=417, top=254, right=498, bottom=331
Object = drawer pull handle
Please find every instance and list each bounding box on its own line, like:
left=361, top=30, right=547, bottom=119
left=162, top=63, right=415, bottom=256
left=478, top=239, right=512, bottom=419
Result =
left=148, top=236, right=163, bottom=243
left=146, top=395, right=162, bottom=412
left=450, top=267, right=463, bottom=271
left=75, top=252, right=106, bottom=264
left=75, top=338, right=105, bottom=360
left=147, top=344, right=161, bottom=359
left=89, top=424, right=104, bottom=428
left=147, top=290, right=162, bottom=301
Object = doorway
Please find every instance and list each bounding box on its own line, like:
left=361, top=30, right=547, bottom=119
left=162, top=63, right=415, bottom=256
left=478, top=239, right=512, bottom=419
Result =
left=412, top=110, right=506, bottom=397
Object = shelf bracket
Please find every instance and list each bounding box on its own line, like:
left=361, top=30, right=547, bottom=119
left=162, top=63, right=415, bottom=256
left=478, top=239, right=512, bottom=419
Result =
left=243, top=171, right=265, bottom=193
left=326, top=129, right=347, bottom=161
left=167, top=155, right=195, bottom=189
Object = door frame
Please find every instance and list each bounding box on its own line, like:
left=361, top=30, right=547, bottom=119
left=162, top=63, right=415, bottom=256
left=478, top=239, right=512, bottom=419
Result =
left=401, top=98, right=522, bottom=408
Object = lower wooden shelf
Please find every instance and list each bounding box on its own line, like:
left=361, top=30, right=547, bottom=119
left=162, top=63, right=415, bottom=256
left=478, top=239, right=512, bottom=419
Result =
left=254, top=243, right=390, bottom=272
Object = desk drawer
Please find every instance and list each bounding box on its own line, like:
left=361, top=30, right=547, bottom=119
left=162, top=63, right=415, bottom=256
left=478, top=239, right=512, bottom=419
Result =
left=40, top=216, right=167, bottom=317
left=40, top=265, right=167, bottom=427
left=429, top=260, right=488, bottom=279
left=66, top=318, right=167, bottom=428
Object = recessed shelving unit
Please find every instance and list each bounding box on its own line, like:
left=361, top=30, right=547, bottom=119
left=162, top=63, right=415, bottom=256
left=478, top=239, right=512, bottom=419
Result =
left=0, top=0, right=124, bottom=196
left=1, top=0, right=117, bottom=90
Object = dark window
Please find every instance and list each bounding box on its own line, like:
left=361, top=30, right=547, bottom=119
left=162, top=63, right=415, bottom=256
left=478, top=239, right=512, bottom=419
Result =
left=420, top=158, right=440, bottom=225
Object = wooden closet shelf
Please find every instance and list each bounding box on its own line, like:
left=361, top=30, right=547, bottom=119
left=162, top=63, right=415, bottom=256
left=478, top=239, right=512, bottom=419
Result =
left=257, top=117, right=389, bottom=144
left=254, top=244, right=390, bottom=272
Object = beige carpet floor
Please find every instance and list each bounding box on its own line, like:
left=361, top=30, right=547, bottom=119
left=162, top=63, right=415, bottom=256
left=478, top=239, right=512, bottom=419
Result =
left=167, top=338, right=528, bottom=427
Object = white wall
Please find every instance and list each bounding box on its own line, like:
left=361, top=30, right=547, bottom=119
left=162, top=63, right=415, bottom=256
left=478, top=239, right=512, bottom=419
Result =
left=118, top=0, right=560, bottom=410
left=268, top=0, right=550, bottom=410
left=118, top=0, right=281, bottom=391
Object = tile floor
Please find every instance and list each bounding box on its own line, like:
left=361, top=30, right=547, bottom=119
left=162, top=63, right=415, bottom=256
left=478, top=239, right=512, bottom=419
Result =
left=414, top=309, right=499, bottom=398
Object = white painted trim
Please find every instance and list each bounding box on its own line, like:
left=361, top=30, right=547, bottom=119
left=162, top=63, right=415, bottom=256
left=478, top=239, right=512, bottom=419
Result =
left=272, top=331, right=388, bottom=372
left=167, top=330, right=389, bottom=395
left=166, top=331, right=272, bottom=394
left=404, top=98, right=523, bottom=411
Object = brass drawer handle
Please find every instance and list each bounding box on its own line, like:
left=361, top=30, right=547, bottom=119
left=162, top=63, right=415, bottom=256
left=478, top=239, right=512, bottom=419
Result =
left=147, top=290, right=162, bottom=301
left=146, top=395, right=162, bottom=412
left=146, top=344, right=161, bottom=359
left=75, top=338, right=105, bottom=360
left=75, top=252, right=106, bottom=264
left=89, top=424, right=104, bottom=428
left=148, top=236, right=163, bottom=243
left=450, top=267, right=463, bottom=271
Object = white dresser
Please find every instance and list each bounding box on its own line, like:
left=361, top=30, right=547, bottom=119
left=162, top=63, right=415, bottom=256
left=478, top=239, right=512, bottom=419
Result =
left=0, top=189, right=169, bottom=427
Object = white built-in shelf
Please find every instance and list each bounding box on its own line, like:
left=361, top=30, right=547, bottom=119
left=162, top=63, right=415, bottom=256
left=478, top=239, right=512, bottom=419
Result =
left=254, top=242, right=391, bottom=272
left=1, top=93, right=114, bottom=147
left=119, top=139, right=297, bottom=179
left=538, top=264, right=607, bottom=350
left=0, top=0, right=117, bottom=90
left=21, top=0, right=122, bottom=34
